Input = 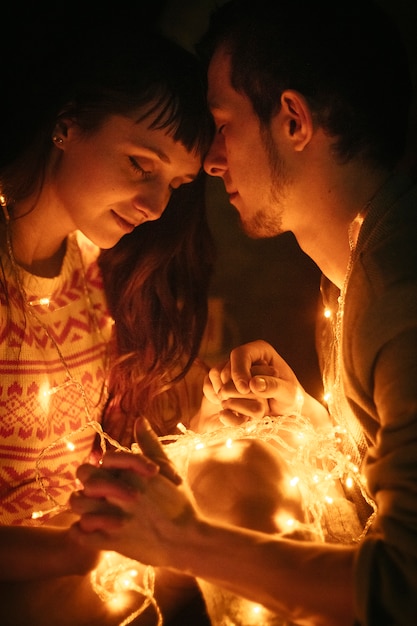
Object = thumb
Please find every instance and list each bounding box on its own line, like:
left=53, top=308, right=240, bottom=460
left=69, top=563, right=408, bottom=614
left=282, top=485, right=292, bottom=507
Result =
left=250, top=375, right=280, bottom=394
left=249, top=376, right=304, bottom=415
left=134, top=417, right=182, bottom=485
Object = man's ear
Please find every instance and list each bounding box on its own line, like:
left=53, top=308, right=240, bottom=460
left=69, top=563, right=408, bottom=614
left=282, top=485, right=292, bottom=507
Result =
left=280, top=89, right=313, bottom=151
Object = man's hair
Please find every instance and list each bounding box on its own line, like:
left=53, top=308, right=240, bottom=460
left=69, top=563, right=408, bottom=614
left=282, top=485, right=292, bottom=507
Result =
left=198, top=0, right=412, bottom=169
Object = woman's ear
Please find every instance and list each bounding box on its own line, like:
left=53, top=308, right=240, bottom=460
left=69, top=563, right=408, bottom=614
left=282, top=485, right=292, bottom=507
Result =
left=280, top=89, right=314, bottom=151
left=51, top=116, right=78, bottom=148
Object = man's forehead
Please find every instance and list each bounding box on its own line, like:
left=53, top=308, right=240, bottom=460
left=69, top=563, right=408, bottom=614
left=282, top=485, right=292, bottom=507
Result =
left=207, top=49, right=235, bottom=111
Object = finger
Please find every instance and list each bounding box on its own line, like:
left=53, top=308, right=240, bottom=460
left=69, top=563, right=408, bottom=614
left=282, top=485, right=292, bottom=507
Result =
left=134, top=417, right=182, bottom=485
left=202, top=373, right=222, bottom=405
left=229, top=341, right=281, bottom=393
left=218, top=409, right=250, bottom=427
left=250, top=374, right=289, bottom=396
left=76, top=463, right=144, bottom=502
left=207, top=361, right=228, bottom=395
left=250, top=375, right=304, bottom=414
left=73, top=513, right=125, bottom=535
left=69, top=490, right=123, bottom=517
left=100, top=450, right=158, bottom=476
left=219, top=361, right=232, bottom=385
left=220, top=396, right=268, bottom=420
left=250, top=364, right=277, bottom=377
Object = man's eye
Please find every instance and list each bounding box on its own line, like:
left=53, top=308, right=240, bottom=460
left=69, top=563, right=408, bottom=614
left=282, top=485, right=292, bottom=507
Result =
left=217, top=124, right=225, bottom=134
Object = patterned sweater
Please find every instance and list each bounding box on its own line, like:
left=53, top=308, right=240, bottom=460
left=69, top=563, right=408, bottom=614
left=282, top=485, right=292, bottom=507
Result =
left=0, top=231, right=112, bottom=525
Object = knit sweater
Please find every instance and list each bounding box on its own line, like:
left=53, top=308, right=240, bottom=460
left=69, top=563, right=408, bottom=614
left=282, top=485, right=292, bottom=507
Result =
left=0, top=231, right=112, bottom=525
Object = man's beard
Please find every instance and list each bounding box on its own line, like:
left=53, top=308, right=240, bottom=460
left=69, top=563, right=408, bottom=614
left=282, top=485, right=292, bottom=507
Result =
left=240, top=207, right=283, bottom=239
left=240, top=124, right=290, bottom=239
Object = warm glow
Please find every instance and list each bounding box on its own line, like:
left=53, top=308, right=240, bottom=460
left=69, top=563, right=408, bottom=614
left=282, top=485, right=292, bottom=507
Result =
left=28, top=296, right=51, bottom=307
left=35, top=414, right=376, bottom=624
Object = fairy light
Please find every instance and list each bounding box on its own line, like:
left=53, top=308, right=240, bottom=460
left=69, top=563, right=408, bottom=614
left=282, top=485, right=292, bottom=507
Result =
left=28, top=296, right=51, bottom=307
left=33, top=412, right=377, bottom=624
left=323, top=391, right=332, bottom=404
left=324, top=307, right=332, bottom=319
left=66, top=440, right=75, bottom=452
left=91, top=551, right=162, bottom=625
left=345, top=476, right=354, bottom=489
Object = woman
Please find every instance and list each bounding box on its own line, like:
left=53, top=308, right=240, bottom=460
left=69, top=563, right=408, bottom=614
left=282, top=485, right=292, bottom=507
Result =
left=0, top=7, right=213, bottom=625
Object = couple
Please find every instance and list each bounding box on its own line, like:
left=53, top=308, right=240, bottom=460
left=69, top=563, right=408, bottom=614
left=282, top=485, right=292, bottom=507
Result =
left=70, top=1, right=417, bottom=625
left=2, top=0, right=416, bottom=624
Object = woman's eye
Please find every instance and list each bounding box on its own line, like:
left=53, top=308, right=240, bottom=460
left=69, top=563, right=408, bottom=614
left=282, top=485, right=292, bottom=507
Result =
left=129, top=157, right=152, bottom=178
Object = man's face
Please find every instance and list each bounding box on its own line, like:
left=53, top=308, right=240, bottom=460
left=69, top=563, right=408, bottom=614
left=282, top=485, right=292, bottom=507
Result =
left=204, top=49, right=291, bottom=238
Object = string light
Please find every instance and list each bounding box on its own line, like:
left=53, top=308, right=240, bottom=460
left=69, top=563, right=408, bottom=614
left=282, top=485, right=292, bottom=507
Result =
left=33, top=410, right=376, bottom=624
left=91, top=551, right=162, bottom=626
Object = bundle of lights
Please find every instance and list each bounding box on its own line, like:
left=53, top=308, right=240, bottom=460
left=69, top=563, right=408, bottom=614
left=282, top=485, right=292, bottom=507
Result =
left=34, top=414, right=375, bottom=625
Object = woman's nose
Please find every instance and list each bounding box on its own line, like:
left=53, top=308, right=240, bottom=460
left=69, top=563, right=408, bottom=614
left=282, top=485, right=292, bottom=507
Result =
left=203, top=135, right=227, bottom=177
left=134, top=187, right=170, bottom=222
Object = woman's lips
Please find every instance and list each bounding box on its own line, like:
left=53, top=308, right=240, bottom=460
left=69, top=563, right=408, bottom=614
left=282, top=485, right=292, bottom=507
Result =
left=111, top=210, right=136, bottom=233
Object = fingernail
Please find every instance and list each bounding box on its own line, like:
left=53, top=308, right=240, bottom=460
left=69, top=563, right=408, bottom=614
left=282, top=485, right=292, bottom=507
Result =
left=254, top=376, right=267, bottom=391
left=236, top=378, right=250, bottom=393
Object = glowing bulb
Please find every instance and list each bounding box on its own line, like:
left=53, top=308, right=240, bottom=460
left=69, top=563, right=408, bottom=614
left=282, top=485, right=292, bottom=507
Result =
left=28, top=297, right=51, bottom=307
left=345, top=476, right=354, bottom=489
left=195, top=442, right=205, bottom=451
left=31, top=510, right=44, bottom=520
left=324, top=307, right=332, bottom=318
left=290, top=476, right=300, bottom=487
left=225, top=438, right=233, bottom=448
left=176, top=422, right=187, bottom=434
left=66, top=440, right=75, bottom=451
left=252, top=605, right=262, bottom=614
left=325, top=496, right=333, bottom=504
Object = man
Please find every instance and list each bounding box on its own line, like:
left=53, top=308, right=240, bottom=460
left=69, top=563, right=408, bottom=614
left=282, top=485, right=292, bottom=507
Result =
left=70, top=1, right=417, bottom=624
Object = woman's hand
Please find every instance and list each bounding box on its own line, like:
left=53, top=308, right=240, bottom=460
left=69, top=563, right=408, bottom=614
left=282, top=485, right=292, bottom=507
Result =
left=69, top=419, right=198, bottom=566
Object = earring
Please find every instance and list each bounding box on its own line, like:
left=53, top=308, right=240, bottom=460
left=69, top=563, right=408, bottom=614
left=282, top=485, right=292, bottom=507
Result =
left=52, top=135, right=64, bottom=145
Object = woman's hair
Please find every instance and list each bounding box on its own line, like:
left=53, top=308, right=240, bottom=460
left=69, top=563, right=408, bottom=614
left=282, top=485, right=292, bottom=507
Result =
left=100, top=172, right=214, bottom=437
left=1, top=8, right=215, bottom=436
left=1, top=9, right=213, bottom=199
left=198, top=0, right=412, bottom=170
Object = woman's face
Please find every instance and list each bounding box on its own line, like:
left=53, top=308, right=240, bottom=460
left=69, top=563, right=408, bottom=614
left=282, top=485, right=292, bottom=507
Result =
left=51, top=112, right=202, bottom=248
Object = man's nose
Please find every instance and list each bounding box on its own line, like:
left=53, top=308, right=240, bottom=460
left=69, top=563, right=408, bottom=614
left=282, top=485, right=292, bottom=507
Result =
left=203, top=135, right=227, bottom=177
